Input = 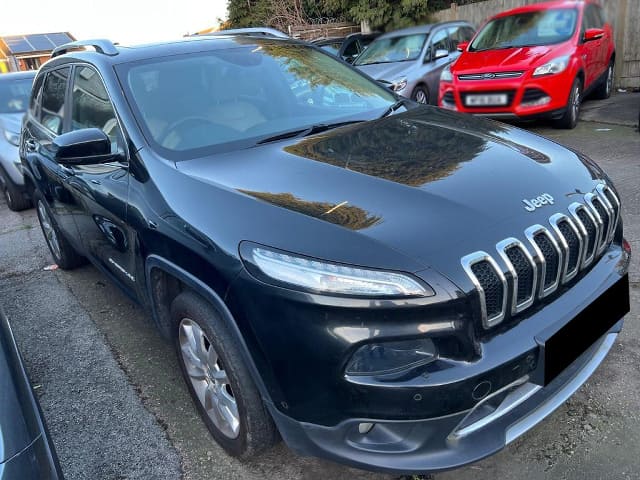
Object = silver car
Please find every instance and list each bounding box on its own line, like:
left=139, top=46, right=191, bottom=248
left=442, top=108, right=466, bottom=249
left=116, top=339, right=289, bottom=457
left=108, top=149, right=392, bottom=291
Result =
left=353, top=21, right=475, bottom=105
left=0, top=71, right=36, bottom=211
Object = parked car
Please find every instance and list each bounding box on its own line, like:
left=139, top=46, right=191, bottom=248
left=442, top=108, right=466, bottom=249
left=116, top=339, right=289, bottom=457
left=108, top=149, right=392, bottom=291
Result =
left=439, top=0, right=615, bottom=128
left=0, top=307, right=63, bottom=479
left=21, top=36, right=630, bottom=474
left=0, top=70, right=36, bottom=211
left=312, top=32, right=380, bottom=63
left=353, top=21, right=475, bottom=104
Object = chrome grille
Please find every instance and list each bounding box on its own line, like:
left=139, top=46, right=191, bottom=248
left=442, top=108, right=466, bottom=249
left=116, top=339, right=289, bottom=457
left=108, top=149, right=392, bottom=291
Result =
left=462, top=183, right=620, bottom=329
left=458, top=71, right=524, bottom=81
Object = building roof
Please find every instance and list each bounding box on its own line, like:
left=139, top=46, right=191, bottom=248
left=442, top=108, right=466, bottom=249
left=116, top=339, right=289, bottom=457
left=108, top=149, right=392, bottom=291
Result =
left=0, top=33, right=76, bottom=56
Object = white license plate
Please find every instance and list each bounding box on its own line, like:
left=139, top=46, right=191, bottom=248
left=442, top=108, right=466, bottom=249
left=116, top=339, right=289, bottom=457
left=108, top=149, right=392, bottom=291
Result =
left=465, top=94, right=508, bottom=106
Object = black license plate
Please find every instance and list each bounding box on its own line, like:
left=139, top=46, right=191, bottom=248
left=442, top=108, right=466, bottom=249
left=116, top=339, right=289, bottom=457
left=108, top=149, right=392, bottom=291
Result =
left=542, top=274, right=629, bottom=386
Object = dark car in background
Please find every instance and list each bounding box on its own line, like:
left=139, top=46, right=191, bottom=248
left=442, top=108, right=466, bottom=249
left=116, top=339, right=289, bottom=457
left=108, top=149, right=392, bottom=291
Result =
left=439, top=0, right=615, bottom=128
left=353, top=21, right=475, bottom=104
left=0, top=71, right=36, bottom=211
left=0, top=307, right=63, bottom=479
left=312, top=32, right=380, bottom=63
left=20, top=35, right=630, bottom=474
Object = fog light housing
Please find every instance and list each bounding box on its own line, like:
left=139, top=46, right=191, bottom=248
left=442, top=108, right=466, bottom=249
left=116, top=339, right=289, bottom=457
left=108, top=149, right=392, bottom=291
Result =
left=521, top=95, right=551, bottom=108
left=345, top=338, right=437, bottom=376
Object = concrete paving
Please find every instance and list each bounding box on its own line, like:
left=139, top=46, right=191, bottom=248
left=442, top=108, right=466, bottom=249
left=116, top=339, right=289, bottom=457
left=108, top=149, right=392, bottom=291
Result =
left=0, top=94, right=638, bottom=480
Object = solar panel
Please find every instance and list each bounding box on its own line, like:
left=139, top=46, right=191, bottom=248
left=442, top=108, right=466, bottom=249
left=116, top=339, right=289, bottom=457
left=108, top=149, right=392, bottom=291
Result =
left=1, top=33, right=74, bottom=54
left=5, top=37, right=35, bottom=54
left=28, top=34, right=55, bottom=51
left=47, top=33, right=74, bottom=46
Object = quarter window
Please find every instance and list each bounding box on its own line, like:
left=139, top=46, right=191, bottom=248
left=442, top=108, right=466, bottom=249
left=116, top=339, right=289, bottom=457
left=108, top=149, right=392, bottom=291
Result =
left=70, top=66, right=121, bottom=153
left=29, top=74, right=45, bottom=120
left=40, top=67, right=70, bottom=135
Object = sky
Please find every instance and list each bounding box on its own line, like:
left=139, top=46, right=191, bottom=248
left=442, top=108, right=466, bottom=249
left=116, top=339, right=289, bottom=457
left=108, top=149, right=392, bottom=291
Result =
left=1, top=0, right=229, bottom=45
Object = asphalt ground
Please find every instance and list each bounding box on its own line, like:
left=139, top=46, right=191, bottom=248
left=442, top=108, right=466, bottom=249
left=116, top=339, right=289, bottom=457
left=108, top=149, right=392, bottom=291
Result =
left=1, top=92, right=638, bottom=480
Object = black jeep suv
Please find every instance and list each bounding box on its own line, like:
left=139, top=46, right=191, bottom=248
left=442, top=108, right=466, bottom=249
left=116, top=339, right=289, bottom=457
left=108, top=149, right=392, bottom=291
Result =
left=20, top=37, right=630, bottom=474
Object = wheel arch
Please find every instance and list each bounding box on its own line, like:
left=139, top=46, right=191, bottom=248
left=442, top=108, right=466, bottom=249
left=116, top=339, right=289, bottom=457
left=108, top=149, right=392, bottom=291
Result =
left=144, top=254, right=276, bottom=408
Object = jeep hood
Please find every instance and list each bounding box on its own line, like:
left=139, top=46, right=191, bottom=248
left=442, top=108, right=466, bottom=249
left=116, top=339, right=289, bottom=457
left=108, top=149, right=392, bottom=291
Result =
left=176, top=107, right=605, bottom=274
left=454, top=45, right=555, bottom=73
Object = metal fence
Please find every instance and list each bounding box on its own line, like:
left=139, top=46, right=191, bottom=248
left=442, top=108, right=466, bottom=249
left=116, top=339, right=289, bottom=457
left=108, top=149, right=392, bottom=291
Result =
left=432, top=0, right=640, bottom=89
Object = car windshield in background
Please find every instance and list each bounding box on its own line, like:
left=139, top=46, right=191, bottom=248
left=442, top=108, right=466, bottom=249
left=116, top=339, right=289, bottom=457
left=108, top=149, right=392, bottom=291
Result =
left=354, top=34, right=427, bottom=65
left=319, top=43, right=342, bottom=55
left=470, top=8, right=578, bottom=51
left=119, top=43, right=395, bottom=157
left=0, top=78, right=33, bottom=114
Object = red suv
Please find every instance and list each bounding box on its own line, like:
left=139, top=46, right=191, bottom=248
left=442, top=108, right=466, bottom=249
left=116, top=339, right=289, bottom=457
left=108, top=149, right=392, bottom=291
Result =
left=439, top=1, right=614, bottom=128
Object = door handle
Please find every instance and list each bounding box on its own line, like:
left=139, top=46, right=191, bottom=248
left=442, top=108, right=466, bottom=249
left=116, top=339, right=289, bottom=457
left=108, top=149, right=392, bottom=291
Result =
left=25, top=139, right=37, bottom=152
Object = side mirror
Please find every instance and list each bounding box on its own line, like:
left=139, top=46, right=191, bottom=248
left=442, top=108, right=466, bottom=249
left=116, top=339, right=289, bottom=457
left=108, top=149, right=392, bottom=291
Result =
left=434, top=49, right=449, bottom=60
left=457, top=41, right=469, bottom=52
left=583, top=28, right=604, bottom=42
left=53, top=128, right=118, bottom=165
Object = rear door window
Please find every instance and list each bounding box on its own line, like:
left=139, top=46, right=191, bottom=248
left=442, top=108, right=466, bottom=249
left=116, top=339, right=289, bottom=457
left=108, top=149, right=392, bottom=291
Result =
left=40, top=67, right=70, bottom=135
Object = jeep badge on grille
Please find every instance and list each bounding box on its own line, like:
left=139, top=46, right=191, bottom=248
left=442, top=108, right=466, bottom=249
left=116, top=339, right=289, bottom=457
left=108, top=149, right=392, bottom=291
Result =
left=523, top=193, right=555, bottom=212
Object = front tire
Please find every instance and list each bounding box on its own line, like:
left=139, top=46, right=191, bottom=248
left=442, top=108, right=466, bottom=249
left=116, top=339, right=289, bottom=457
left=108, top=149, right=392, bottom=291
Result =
left=555, top=77, right=582, bottom=129
left=171, top=291, right=277, bottom=458
left=411, top=85, right=429, bottom=104
left=1, top=170, right=31, bottom=211
left=34, top=191, right=86, bottom=269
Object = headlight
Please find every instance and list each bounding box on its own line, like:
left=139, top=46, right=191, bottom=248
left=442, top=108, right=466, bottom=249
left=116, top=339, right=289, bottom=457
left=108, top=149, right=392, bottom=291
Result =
left=440, top=65, right=453, bottom=82
left=533, top=55, right=570, bottom=77
left=242, top=244, right=433, bottom=297
left=2, top=128, right=20, bottom=147
left=390, top=78, right=408, bottom=92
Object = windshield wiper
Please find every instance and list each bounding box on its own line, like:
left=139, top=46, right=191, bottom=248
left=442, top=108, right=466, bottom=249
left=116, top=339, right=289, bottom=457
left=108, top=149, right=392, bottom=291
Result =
left=256, top=120, right=364, bottom=145
left=379, top=98, right=410, bottom=118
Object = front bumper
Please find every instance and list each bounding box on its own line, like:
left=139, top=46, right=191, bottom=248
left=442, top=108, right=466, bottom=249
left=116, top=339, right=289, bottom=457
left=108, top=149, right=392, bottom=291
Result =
left=269, top=328, right=619, bottom=474
left=0, top=140, right=25, bottom=187
left=225, top=240, right=629, bottom=473
left=438, top=69, right=573, bottom=119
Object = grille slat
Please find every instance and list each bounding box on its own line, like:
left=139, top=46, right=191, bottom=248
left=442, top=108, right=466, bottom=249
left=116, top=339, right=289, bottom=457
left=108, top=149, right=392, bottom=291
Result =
left=592, top=197, right=610, bottom=251
left=471, top=261, right=504, bottom=320
left=573, top=205, right=598, bottom=267
left=533, top=232, right=560, bottom=291
left=506, top=246, right=534, bottom=305
left=558, top=221, right=581, bottom=273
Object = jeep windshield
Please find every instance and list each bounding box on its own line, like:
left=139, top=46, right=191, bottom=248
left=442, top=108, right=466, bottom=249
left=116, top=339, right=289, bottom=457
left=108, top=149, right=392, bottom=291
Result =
left=470, top=8, right=578, bottom=51
left=354, top=34, right=427, bottom=66
left=118, top=42, right=396, bottom=158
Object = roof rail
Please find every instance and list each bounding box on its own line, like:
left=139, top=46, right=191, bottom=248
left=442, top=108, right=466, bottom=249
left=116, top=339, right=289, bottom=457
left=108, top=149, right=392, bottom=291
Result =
left=197, top=27, right=289, bottom=39
left=51, top=39, right=119, bottom=58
